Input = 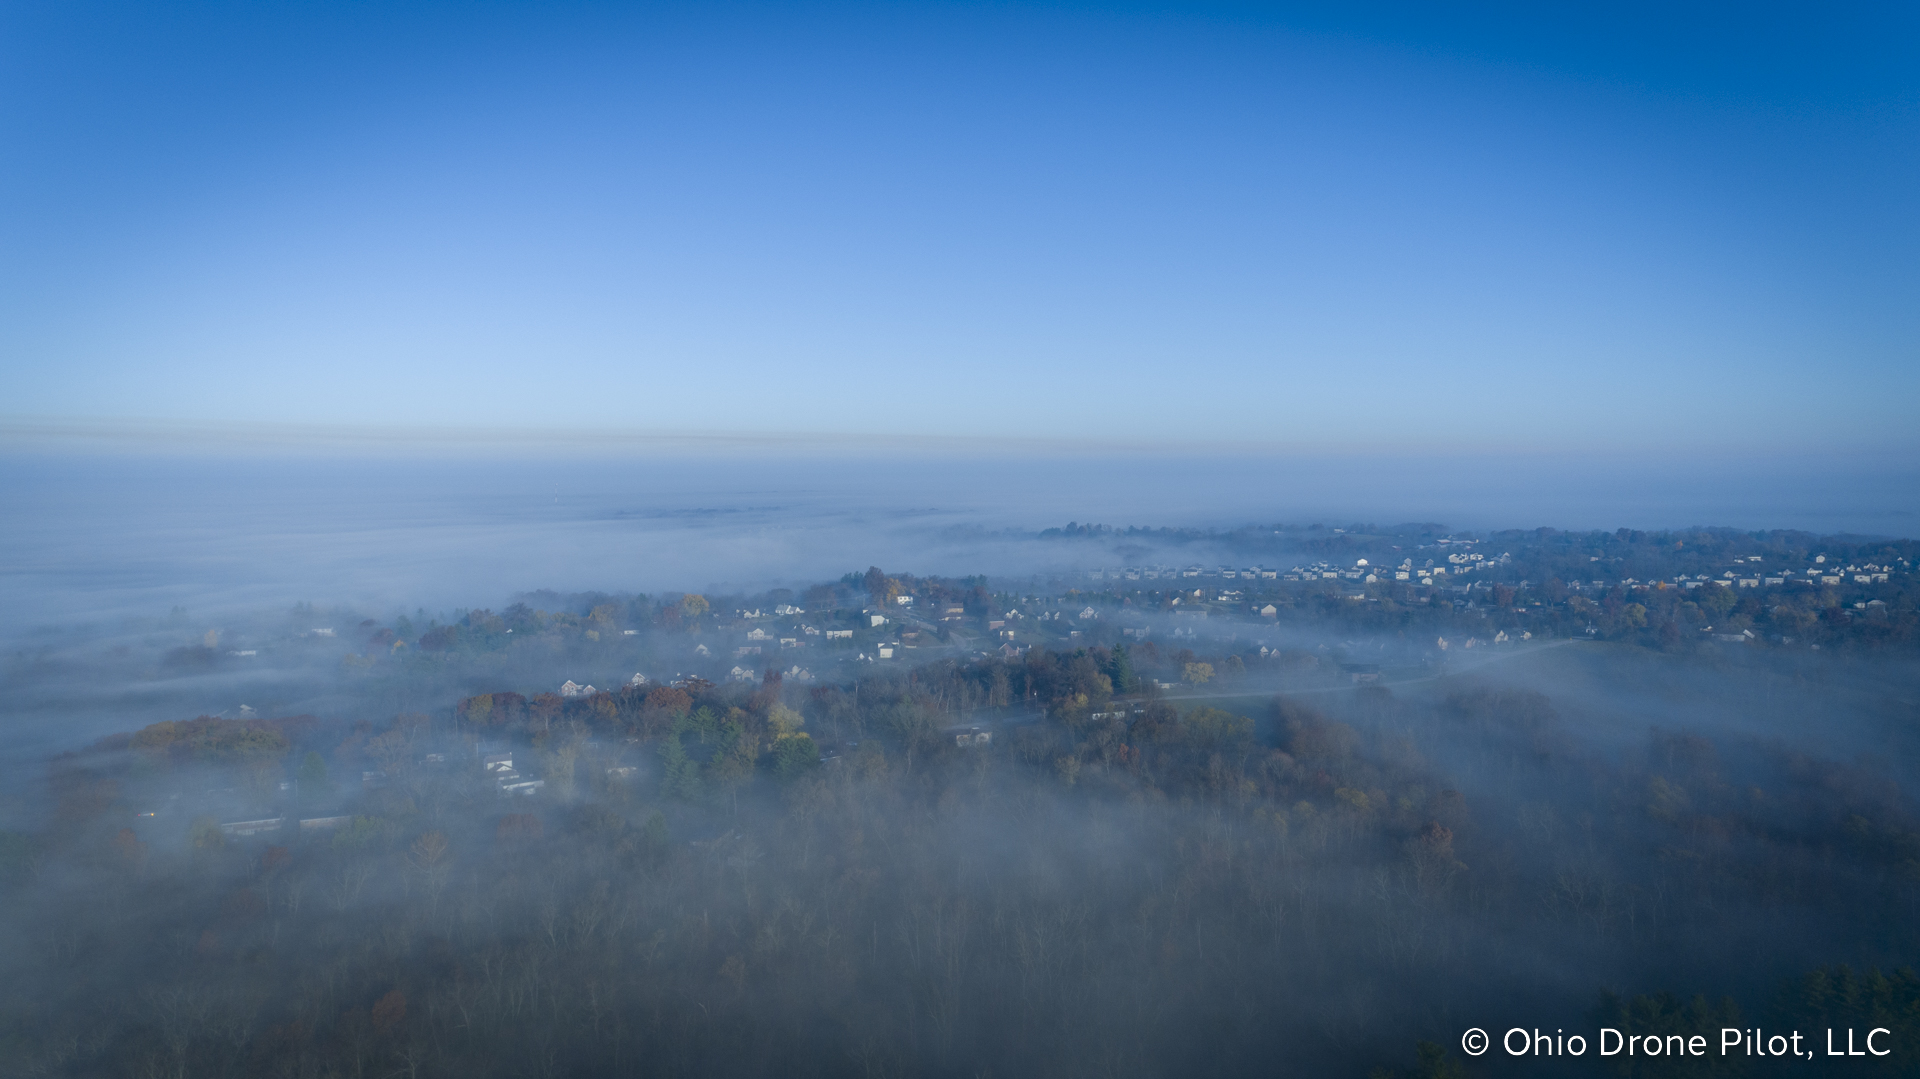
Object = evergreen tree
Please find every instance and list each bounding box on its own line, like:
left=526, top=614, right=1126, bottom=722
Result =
left=659, top=732, right=700, bottom=800
left=1108, top=644, right=1138, bottom=693
left=296, top=751, right=331, bottom=803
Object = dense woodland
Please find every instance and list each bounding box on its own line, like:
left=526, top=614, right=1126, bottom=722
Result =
left=5, top=631, right=1920, bottom=1076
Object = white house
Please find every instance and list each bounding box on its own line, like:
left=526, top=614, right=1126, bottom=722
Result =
left=727, top=666, right=757, bottom=683
left=629, top=672, right=650, bottom=686
left=560, top=680, right=595, bottom=698
left=774, top=604, right=805, bottom=616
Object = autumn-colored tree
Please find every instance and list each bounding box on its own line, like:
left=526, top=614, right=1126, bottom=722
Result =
left=370, top=990, right=407, bottom=1034
left=766, top=703, right=805, bottom=740
left=457, top=693, right=494, bottom=726
left=1182, top=662, right=1213, bottom=684
left=529, top=693, right=563, bottom=734
left=131, top=717, right=290, bottom=769
left=1407, top=823, right=1466, bottom=895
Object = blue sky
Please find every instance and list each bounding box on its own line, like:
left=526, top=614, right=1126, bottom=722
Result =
left=2, top=1, right=1913, bottom=451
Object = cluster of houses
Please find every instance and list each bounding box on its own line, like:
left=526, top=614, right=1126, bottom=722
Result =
left=1089, top=566, right=1279, bottom=582
left=1571, top=556, right=1900, bottom=593
left=726, top=664, right=815, bottom=683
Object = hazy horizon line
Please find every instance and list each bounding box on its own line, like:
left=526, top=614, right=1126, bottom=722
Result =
left=5, top=415, right=1915, bottom=462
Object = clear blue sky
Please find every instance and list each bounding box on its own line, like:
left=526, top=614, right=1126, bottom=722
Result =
left=2, top=1, right=1913, bottom=451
